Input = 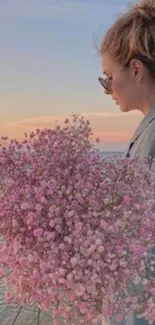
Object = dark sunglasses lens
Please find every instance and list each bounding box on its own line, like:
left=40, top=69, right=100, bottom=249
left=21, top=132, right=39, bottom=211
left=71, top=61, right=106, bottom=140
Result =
left=98, top=77, right=109, bottom=91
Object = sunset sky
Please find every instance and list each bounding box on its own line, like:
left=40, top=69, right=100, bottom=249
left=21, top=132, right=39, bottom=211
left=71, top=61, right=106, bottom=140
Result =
left=0, top=0, right=142, bottom=151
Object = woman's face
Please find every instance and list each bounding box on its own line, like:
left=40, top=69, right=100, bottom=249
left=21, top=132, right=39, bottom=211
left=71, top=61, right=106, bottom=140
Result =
left=101, top=53, right=143, bottom=113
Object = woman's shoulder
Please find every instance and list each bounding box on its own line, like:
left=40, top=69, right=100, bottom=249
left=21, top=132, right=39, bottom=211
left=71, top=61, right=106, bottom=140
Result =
left=137, top=118, right=155, bottom=158
left=143, top=116, right=155, bottom=137
left=127, top=118, right=155, bottom=159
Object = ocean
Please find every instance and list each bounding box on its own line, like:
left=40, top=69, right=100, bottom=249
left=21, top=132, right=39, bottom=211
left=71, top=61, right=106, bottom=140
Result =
left=99, top=151, right=123, bottom=158
left=0, top=151, right=123, bottom=324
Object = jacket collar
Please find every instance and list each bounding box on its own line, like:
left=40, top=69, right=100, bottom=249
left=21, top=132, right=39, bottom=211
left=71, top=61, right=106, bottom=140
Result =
left=130, top=107, right=155, bottom=143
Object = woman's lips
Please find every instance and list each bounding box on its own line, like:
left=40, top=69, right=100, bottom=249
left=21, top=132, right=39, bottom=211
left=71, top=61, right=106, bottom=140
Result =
left=112, top=96, right=119, bottom=105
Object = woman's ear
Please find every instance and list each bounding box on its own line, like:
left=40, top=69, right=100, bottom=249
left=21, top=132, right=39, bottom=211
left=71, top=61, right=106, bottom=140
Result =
left=129, top=59, right=144, bottom=81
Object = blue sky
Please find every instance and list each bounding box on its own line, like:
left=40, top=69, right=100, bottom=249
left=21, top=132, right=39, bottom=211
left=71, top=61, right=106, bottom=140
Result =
left=0, top=0, right=142, bottom=151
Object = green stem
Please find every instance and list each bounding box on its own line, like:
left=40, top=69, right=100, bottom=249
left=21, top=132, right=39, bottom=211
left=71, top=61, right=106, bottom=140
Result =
left=11, top=306, right=23, bottom=325
left=37, top=308, right=41, bottom=325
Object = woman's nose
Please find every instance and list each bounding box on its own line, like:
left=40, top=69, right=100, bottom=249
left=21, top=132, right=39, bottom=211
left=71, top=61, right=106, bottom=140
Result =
left=104, top=89, right=111, bottom=95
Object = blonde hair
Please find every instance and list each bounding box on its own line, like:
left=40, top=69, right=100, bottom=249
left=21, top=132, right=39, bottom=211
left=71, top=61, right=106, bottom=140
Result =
left=99, top=0, right=155, bottom=78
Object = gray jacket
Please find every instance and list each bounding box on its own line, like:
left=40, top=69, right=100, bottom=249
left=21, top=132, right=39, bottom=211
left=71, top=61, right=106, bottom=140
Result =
left=123, top=108, right=155, bottom=325
left=125, top=107, right=155, bottom=159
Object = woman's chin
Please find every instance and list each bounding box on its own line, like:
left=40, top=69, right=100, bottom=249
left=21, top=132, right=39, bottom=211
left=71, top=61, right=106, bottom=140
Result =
left=114, top=100, right=129, bottom=112
left=119, top=104, right=129, bottom=113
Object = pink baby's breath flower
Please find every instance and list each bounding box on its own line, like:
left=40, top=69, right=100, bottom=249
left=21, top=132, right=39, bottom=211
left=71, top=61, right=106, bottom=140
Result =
left=0, top=114, right=155, bottom=324
left=70, top=257, right=78, bottom=266
left=64, top=118, right=69, bottom=123
left=26, top=212, right=34, bottom=225
left=49, top=220, right=55, bottom=228
left=21, top=202, right=29, bottom=210
left=75, top=284, right=85, bottom=297
left=98, top=245, right=104, bottom=253
left=95, top=137, right=100, bottom=143
left=35, top=204, right=43, bottom=212
left=27, top=254, right=34, bottom=263
left=33, top=228, right=43, bottom=237
left=122, top=195, right=132, bottom=204
left=5, top=292, right=11, bottom=303
left=109, top=263, right=117, bottom=271
left=75, top=222, right=82, bottom=231
left=12, top=219, right=19, bottom=227
left=18, top=257, right=27, bottom=266
left=40, top=196, right=48, bottom=205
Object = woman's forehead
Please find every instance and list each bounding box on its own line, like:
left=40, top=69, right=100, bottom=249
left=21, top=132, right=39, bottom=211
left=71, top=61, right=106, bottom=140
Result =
left=101, top=53, right=120, bottom=74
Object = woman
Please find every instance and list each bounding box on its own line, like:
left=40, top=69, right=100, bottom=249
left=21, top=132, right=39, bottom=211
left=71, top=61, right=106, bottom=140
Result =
left=98, top=0, right=155, bottom=160
left=98, top=0, right=155, bottom=324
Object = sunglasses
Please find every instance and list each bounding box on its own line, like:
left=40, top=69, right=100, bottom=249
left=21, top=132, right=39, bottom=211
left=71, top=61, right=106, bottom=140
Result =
left=98, top=76, right=112, bottom=93
left=98, top=54, right=155, bottom=93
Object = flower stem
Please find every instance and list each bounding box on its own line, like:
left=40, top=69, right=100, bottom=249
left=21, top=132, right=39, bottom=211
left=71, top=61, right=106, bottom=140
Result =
left=37, top=308, right=41, bottom=325
left=11, top=306, right=23, bottom=325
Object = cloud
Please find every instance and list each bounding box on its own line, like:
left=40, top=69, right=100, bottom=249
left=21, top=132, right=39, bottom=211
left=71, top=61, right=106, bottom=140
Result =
left=82, top=111, right=141, bottom=117
left=0, top=114, right=64, bottom=140
left=0, top=112, right=142, bottom=145
left=94, top=131, right=131, bottom=142
left=2, top=115, right=63, bottom=129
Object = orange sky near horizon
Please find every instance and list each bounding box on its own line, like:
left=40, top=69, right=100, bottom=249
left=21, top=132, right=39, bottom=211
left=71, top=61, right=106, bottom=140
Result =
left=0, top=111, right=143, bottom=151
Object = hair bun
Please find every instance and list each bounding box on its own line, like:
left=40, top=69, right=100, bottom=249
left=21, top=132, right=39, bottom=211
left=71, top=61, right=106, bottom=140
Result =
left=132, top=0, right=155, bottom=18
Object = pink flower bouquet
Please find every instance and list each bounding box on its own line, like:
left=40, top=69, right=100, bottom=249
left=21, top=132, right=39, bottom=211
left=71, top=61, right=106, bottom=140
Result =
left=0, top=115, right=155, bottom=325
